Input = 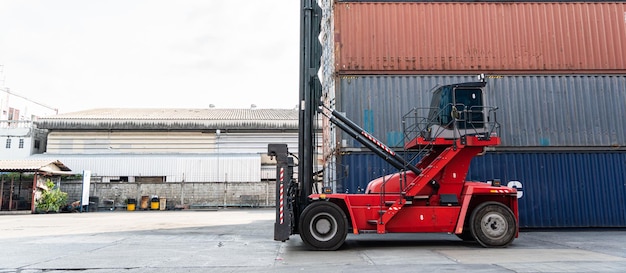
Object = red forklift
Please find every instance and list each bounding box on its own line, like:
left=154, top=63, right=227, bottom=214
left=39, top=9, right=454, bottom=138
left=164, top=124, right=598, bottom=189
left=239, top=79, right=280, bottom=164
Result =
left=269, top=80, right=518, bottom=250
left=268, top=1, right=518, bottom=250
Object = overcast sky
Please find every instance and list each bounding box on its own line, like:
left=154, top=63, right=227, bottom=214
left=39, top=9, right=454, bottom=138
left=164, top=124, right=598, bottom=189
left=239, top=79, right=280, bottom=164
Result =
left=0, top=0, right=300, bottom=113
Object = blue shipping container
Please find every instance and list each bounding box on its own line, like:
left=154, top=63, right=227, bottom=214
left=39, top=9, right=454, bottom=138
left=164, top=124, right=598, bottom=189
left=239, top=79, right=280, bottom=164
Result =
left=338, top=151, right=626, bottom=228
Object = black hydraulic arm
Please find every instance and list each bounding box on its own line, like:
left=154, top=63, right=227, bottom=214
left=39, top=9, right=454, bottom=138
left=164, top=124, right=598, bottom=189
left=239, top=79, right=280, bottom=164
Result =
left=320, top=105, right=421, bottom=175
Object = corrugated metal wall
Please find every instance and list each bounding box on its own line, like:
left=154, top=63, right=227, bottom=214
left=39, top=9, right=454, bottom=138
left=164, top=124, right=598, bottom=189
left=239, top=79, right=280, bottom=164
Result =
left=31, top=154, right=262, bottom=182
left=47, top=131, right=303, bottom=155
left=337, top=75, right=626, bottom=148
left=46, top=131, right=217, bottom=154
left=339, top=151, right=626, bottom=228
left=41, top=131, right=310, bottom=183
left=334, top=2, right=626, bottom=74
left=218, top=132, right=300, bottom=154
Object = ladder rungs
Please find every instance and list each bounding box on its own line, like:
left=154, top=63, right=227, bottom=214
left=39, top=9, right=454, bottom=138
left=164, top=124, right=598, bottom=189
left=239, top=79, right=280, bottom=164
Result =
left=412, top=195, right=430, bottom=200
left=359, top=230, right=378, bottom=234
left=384, top=200, right=413, bottom=206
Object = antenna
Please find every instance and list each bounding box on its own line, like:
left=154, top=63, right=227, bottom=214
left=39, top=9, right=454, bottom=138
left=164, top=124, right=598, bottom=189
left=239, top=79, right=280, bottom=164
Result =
left=1, top=88, right=59, bottom=114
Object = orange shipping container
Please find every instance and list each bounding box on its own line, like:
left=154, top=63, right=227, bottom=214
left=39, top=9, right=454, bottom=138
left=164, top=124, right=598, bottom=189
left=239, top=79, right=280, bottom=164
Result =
left=334, top=2, right=626, bottom=74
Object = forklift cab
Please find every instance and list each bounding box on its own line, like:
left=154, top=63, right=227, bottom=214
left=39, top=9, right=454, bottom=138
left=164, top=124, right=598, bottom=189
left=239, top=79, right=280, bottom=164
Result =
left=424, top=81, right=490, bottom=139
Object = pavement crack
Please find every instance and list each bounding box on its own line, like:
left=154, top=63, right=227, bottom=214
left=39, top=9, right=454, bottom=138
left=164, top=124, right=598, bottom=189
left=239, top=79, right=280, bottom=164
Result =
left=37, top=267, right=141, bottom=272
left=492, top=264, right=518, bottom=272
left=357, top=251, right=375, bottom=265
left=22, top=238, right=126, bottom=270
left=273, top=241, right=287, bottom=266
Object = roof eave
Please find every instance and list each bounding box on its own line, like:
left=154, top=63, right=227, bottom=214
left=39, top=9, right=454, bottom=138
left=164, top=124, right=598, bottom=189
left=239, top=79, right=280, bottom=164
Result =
left=35, top=120, right=300, bottom=130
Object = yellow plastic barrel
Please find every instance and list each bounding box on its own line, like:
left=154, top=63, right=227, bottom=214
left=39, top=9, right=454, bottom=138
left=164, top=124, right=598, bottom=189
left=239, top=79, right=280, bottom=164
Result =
left=126, top=198, right=137, bottom=211
left=150, top=197, right=160, bottom=210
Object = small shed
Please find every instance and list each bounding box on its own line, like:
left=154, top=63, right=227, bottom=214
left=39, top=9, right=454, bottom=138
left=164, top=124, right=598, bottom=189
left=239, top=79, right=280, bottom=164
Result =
left=0, top=160, right=72, bottom=213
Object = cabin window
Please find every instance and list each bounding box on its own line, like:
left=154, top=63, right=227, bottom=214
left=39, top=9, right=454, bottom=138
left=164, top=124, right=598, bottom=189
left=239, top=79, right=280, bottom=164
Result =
left=454, top=88, right=484, bottom=129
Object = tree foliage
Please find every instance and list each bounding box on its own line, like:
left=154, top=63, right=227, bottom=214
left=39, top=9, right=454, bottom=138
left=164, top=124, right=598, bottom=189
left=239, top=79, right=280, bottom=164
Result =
left=36, top=179, right=68, bottom=213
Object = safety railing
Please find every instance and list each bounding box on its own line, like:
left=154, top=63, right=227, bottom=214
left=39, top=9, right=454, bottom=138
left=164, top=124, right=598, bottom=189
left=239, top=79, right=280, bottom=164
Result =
left=402, top=104, right=500, bottom=145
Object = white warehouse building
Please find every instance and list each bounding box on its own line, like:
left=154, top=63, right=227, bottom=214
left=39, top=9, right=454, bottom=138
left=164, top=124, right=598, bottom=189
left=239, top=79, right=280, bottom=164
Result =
left=31, top=108, right=319, bottom=209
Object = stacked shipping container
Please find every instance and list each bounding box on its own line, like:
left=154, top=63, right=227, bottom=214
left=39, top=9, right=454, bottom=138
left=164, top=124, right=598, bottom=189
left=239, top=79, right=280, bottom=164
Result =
left=328, top=1, right=626, bottom=227
left=334, top=2, right=626, bottom=74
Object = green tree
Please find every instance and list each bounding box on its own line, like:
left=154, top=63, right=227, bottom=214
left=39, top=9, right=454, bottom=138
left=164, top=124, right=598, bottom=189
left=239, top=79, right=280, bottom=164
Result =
left=36, top=179, right=68, bottom=213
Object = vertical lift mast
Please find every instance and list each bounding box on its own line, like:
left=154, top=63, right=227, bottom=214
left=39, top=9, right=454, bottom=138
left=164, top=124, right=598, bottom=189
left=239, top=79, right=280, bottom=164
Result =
left=269, top=0, right=322, bottom=241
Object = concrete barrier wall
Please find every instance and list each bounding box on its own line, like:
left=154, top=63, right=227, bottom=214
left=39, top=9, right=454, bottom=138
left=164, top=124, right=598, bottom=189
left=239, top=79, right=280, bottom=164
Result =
left=60, top=181, right=276, bottom=209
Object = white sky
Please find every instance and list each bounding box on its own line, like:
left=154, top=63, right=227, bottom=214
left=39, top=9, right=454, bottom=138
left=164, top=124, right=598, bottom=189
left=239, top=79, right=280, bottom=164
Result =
left=0, top=0, right=300, bottom=114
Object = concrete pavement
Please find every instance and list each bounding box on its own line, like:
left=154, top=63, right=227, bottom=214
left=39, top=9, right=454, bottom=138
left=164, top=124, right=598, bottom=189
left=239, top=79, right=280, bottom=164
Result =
left=0, top=209, right=625, bottom=272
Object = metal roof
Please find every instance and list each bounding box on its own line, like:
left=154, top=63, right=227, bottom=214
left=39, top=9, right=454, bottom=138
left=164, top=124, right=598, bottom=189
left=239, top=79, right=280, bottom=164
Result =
left=36, top=108, right=299, bottom=130
left=0, top=159, right=72, bottom=173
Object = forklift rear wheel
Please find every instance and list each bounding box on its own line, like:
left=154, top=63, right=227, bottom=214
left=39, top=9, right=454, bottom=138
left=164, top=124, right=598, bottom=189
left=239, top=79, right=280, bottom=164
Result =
left=299, top=201, right=347, bottom=250
left=470, top=202, right=516, bottom=247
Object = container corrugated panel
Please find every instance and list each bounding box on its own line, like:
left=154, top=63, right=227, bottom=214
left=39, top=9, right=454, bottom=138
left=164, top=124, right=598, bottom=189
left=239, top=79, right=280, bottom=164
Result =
left=338, top=151, right=626, bottom=228
left=468, top=152, right=626, bottom=228
left=334, top=2, right=626, bottom=73
left=337, top=75, right=626, bottom=147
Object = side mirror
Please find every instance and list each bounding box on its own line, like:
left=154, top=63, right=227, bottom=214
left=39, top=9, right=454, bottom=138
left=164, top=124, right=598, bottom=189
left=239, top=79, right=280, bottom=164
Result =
left=451, top=106, right=460, bottom=119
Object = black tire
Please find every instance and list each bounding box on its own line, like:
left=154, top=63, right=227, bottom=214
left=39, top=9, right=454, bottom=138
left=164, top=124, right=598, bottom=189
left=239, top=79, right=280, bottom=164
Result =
left=299, top=201, right=348, bottom=250
left=456, top=229, right=475, bottom=241
left=470, top=202, right=517, bottom=247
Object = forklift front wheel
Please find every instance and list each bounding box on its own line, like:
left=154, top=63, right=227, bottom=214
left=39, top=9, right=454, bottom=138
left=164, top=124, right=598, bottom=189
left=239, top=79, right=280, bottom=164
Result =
left=470, top=201, right=517, bottom=248
left=299, top=201, right=347, bottom=250
left=455, top=229, right=475, bottom=242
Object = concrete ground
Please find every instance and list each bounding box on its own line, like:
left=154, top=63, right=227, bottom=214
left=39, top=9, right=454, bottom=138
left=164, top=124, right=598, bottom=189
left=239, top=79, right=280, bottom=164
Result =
left=0, top=208, right=625, bottom=273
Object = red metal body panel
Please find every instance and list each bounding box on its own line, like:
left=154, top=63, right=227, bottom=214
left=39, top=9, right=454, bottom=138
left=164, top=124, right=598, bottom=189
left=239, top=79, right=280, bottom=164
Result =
left=367, top=136, right=499, bottom=198
left=311, top=184, right=518, bottom=234
left=310, top=136, right=519, bottom=236
left=334, top=2, right=626, bottom=74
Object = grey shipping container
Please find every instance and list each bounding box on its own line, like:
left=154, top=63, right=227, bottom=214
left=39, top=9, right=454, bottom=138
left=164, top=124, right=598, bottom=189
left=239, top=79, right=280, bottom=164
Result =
left=336, top=74, right=626, bottom=148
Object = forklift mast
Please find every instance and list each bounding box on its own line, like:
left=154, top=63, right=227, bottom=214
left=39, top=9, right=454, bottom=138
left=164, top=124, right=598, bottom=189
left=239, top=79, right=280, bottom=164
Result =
left=269, top=0, right=323, bottom=241
left=298, top=0, right=322, bottom=214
